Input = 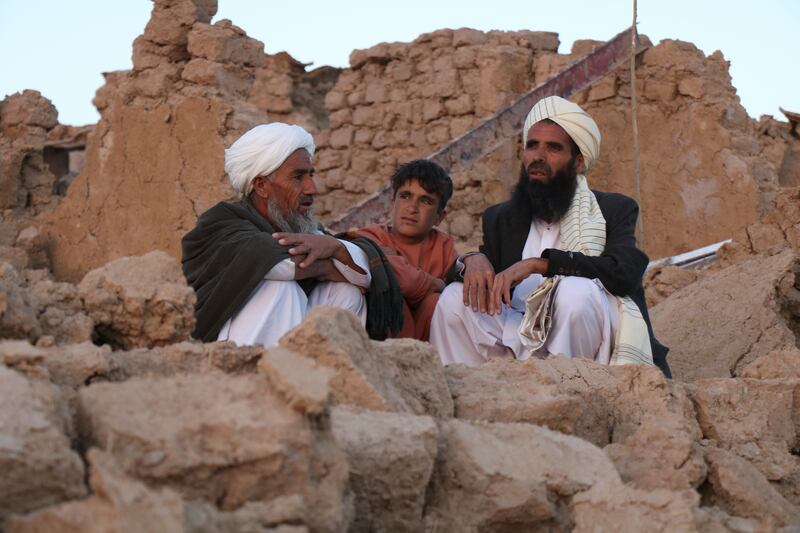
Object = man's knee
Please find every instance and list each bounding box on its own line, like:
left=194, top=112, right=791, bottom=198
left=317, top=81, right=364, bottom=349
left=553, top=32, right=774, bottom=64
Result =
left=434, top=283, right=464, bottom=320
left=313, top=282, right=365, bottom=313
left=553, top=277, right=605, bottom=323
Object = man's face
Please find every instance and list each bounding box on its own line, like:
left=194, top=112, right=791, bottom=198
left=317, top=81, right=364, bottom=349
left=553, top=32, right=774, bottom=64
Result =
left=391, top=179, right=444, bottom=243
left=522, top=121, right=584, bottom=184
left=269, top=148, right=317, bottom=216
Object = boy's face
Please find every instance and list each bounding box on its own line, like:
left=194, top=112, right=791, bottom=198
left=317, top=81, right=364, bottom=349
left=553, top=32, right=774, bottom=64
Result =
left=391, top=179, right=445, bottom=243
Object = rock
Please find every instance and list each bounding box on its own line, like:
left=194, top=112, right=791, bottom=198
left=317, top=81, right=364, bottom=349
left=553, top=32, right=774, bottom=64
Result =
left=740, top=349, right=800, bottom=379
left=7, top=449, right=184, bottom=532
left=78, top=251, right=196, bottom=349
left=686, top=378, right=798, bottom=482
left=651, top=250, right=799, bottom=380
left=258, top=347, right=334, bottom=415
left=24, top=271, right=95, bottom=345
left=572, top=481, right=702, bottom=532
left=330, top=406, right=437, bottom=532
left=0, top=340, right=114, bottom=388
left=0, top=90, right=58, bottom=214
left=280, top=307, right=454, bottom=417
left=77, top=371, right=348, bottom=531
left=110, top=340, right=263, bottom=378
left=8, top=449, right=313, bottom=532
left=423, top=419, right=621, bottom=531
left=0, top=366, right=87, bottom=521
left=605, top=416, right=706, bottom=491
left=445, top=357, right=698, bottom=448
left=644, top=265, right=701, bottom=307
left=704, top=446, right=800, bottom=526
left=0, top=262, right=41, bottom=341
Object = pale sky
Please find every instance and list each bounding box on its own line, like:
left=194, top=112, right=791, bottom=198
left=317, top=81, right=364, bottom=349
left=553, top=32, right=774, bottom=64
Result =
left=1, top=1, right=797, bottom=126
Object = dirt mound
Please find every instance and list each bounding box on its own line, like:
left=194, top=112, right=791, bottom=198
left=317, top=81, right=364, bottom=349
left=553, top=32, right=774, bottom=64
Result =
left=0, top=299, right=796, bottom=530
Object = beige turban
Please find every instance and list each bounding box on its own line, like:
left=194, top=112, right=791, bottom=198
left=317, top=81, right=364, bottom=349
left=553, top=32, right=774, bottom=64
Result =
left=224, top=123, right=315, bottom=196
left=522, top=96, right=601, bottom=171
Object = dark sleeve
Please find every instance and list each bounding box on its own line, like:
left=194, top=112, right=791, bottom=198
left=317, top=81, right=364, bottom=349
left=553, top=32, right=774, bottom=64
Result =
left=478, top=206, right=501, bottom=269
left=541, top=195, right=648, bottom=297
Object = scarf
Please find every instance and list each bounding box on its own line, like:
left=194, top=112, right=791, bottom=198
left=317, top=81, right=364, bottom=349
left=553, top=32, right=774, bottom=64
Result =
left=339, top=233, right=405, bottom=341
left=558, top=175, right=653, bottom=366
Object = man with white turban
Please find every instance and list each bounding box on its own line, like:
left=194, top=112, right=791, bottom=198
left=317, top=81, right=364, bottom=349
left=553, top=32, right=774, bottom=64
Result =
left=430, top=95, right=670, bottom=377
left=181, top=123, right=372, bottom=347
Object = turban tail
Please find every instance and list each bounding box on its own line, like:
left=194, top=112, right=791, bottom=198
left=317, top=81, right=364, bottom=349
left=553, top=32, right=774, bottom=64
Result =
left=224, top=123, right=315, bottom=196
left=522, top=96, right=601, bottom=171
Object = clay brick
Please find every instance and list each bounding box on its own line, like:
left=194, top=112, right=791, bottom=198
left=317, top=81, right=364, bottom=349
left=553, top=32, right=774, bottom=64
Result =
left=678, top=77, right=705, bottom=98
left=353, top=106, right=383, bottom=127
left=423, top=100, right=444, bottom=123
left=328, top=109, right=352, bottom=129
left=325, top=90, right=347, bottom=111
left=329, top=126, right=354, bottom=149
left=644, top=79, right=677, bottom=101
left=444, top=94, right=474, bottom=116
left=453, top=28, right=487, bottom=47
left=588, top=75, right=617, bottom=102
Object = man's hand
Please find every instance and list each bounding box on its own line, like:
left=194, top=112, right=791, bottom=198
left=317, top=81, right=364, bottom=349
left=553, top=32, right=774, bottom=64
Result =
left=490, top=258, right=548, bottom=313
left=292, top=256, right=348, bottom=282
left=462, top=253, right=495, bottom=314
left=274, top=233, right=347, bottom=269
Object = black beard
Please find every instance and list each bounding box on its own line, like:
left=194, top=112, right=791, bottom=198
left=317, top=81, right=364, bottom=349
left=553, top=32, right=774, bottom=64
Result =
left=510, top=161, right=578, bottom=223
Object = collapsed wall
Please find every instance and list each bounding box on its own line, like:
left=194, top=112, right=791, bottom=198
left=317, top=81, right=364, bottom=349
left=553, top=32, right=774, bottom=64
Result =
left=26, top=0, right=799, bottom=282
left=39, top=0, right=339, bottom=281
left=0, top=91, right=60, bottom=252
left=316, top=36, right=786, bottom=259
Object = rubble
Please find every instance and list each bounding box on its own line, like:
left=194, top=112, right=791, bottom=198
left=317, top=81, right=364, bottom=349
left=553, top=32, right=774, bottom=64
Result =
left=280, top=307, right=454, bottom=418
left=651, top=250, right=799, bottom=381
left=0, top=261, right=94, bottom=346
left=76, top=370, right=349, bottom=531
left=78, top=250, right=196, bottom=349
left=331, top=406, right=438, bottom=532
left=0, top=90, right=59, bottom=217
left=423, top=418, right=621, bottom=531
left=40, top=0, right=340, bottom=282
left=0, top=366, right=87, bottom=524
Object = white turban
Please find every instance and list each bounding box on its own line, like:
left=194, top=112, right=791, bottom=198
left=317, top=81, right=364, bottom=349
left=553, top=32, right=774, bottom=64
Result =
left=522, top=96, right=601, bottom=171
left=224, top=123, right=315, bottom=196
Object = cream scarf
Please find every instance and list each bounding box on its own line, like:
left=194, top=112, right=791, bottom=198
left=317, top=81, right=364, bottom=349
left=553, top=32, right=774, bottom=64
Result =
left=524, top=175, right=654, bottom=366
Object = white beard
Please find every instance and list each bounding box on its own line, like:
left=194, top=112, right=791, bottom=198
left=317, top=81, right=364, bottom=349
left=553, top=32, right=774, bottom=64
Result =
left=267, top=196, right=319, bottom=234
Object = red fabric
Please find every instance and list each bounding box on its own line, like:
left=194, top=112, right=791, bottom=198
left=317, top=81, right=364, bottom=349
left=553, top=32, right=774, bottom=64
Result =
left=356, top=224, right=458, bottom=341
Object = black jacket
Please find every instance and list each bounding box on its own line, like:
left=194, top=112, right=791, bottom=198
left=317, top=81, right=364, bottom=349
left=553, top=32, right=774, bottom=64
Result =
left=460, top=190, right=670, bottom=377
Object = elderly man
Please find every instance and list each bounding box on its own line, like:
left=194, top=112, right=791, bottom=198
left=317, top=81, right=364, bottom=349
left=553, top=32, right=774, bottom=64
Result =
left=430, top=96, right=670, bottom=377
left=181, top=123, right=370, bottom=347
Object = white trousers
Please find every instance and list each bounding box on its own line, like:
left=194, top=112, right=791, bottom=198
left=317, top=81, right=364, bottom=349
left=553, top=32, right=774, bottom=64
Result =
left=217, top=280, right=366, bottom=347
left=430, top=277, right=618, bottom=367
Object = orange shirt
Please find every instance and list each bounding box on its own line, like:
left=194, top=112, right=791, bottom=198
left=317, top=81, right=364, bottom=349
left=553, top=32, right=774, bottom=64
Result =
left=356, top=224, right=458, bottom=303
left=355, top=224, right=458, bottom=340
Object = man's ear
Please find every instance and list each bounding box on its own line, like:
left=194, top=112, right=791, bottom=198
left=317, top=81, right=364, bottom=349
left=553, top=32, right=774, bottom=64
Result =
left=436, top=209, right=447, bottom=226
left=251, top=175, right=271, bottom=198
left=574, top=153, right=586, bottom=174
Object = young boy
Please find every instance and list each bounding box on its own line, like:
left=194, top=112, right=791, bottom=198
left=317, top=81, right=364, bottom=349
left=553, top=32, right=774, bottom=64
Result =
left=356, top=160, right=458, bottom=341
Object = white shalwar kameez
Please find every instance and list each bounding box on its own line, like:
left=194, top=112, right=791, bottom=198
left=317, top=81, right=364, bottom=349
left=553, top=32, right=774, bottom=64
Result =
left=217, top=239, right=370, bottom=347
left=430, top=220, right=619, bottom=367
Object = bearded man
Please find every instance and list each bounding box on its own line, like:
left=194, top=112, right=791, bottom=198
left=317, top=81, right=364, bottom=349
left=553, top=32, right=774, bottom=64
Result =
left=430, top=96, right=670, bottom=377
left=181, top=123, right=370, bottom=347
